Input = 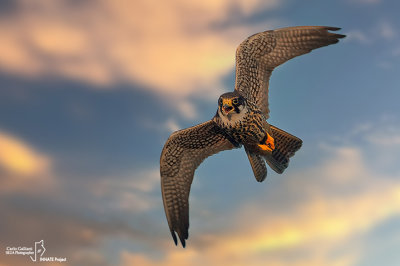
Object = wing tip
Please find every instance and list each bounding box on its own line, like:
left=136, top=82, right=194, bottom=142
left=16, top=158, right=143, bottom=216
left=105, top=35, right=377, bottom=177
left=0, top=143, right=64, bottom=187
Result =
left=325, top=26, right=346, bottom=39
left=274, top=25, right=346, bottom=41
left=171, top=230, right=178, bottom=246
left=325, top=26, right=341, bottom=31
left=179, top=235, right=187, bottom=248
left=171, top=229, right=187, bottom=248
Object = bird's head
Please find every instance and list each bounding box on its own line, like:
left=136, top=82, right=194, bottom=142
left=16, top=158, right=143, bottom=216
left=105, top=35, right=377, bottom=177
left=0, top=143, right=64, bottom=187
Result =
left=217, top=92, right=246, bottom=118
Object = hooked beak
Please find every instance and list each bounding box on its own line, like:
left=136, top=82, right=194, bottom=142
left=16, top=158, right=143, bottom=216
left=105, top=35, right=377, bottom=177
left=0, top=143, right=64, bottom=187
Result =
left=222, top=104, right=233, bottom=114
left=221, top=99, right=234, bottom=115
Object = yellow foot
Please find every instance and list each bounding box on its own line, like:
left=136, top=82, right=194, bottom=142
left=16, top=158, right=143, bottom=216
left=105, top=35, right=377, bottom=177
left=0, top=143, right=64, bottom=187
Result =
left=258, top=144, right=273, bottom=151
left=258, top=133, right=275, bottom=151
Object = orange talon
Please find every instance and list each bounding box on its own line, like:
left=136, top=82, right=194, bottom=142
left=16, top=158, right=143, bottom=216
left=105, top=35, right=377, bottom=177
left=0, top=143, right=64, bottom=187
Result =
left=258, top=133, right=275, bottom=151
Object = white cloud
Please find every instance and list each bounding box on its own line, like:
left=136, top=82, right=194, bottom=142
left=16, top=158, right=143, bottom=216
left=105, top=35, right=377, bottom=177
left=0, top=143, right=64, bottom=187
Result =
left=174, top=100, right=200, bottom=120
left=142, top=117, right=182, bottom=134
left=92, top=169, right=160, bottom=212
left=377, top=21, right=397, bottom=40
left=164, top=119, right=181, bottom=133
left=350, top=0, right=381, bottom=4
left=344, top=30, right=370, bottom=44
left=345, top=21, right=397, bottom=46
left=392, top=47, right=400, bottom=56
left=364, top=126, right=400, bottom=146
left=377, top=61, right=394, bottom=69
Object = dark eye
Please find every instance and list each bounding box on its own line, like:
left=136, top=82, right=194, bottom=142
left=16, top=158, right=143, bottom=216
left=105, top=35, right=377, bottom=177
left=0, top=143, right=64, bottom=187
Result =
left=232, top=98, right=239, bottom=105
left=218, top=98, right=223, bottom=105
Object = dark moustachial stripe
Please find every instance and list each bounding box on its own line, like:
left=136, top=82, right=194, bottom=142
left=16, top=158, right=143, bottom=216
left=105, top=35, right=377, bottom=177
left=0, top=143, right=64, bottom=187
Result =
left=161, top=26, right=345, bottom=248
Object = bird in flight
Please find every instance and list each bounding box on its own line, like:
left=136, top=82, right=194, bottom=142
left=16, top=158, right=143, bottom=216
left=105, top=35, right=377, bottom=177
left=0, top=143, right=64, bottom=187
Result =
left=160, top=26, right=345, bottom=247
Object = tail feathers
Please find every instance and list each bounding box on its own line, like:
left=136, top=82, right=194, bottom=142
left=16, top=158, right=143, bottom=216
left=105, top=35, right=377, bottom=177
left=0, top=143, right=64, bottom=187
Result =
left=245, top=146, right=267, bottom=182
left=265, top=125, right=302, bottom=174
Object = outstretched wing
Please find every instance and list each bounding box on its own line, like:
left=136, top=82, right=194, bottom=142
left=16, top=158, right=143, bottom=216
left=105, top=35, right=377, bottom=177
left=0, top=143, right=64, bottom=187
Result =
left=160, top=120, right=237, bottom=247
left=235, top=26, right=345, bottom=116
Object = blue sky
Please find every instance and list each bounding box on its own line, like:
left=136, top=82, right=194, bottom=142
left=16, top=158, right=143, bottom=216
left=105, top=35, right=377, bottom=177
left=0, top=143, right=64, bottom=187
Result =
left=1, top=0, right=400, bottom=265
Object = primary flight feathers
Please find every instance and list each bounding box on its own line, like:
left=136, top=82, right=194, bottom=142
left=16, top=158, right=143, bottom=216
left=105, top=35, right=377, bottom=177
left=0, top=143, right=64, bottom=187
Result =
left=160, top=26, right=345, bottom=247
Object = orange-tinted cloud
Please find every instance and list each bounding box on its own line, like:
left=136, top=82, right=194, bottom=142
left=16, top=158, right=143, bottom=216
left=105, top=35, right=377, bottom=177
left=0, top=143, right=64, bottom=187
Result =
left=0, top=0, right=281, bottom=118
left=119, top=134, right=400, bottom=266
left=0, top=131, right=52, bottom=192
left=0, top=131, right=50, bottom=177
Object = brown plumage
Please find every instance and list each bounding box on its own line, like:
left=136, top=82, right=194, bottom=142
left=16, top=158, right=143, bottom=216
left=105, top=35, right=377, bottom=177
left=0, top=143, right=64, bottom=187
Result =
left=160, top=26, right=345, bottom=247
left=160, top=121, right=237, bottom=246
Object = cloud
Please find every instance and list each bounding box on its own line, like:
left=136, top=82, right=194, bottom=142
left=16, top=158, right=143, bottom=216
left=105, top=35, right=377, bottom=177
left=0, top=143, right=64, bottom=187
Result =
left=0, top=0, right=282, bottom=118
left=142, top=118, right=182, bottom=134
left=0, top=131, right=53, bottom=192
left=392, top=46, right=400, bottom=56
left=0, top=166, right=163, bottom=266
left=91, top=169, right=161, bottom=212
left=0, top=200, right=129, bottom=266
left=377, top=21, right=397, bottom=40
left=345, top=21, right=397, bottom=45
left=377, top=61, right=394, bottom=69
left=119, top=122, right=400, bottom=266
left=349, top=0, right=381, bottom=4
left=0, top=132, right=49, bottom=176
left=365, top=127, right=400, bottom=146
left=344, top=23, right=399, bottom=71
left=344, top=30, right=370, bottom=44
left=163, top=119, right=181, bottom=133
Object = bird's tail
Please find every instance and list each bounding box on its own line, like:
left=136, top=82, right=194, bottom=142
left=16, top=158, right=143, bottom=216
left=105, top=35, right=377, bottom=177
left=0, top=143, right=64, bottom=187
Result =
left=264, top=125, right=303, bottom=174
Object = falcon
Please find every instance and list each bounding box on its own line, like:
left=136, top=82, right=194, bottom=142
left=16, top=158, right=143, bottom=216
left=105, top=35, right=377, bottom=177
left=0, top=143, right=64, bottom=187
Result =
left=160, top=26, right=345, bottom=247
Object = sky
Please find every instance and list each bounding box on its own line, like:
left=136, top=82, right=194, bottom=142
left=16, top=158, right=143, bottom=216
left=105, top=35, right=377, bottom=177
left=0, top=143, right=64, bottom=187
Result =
left=1, top=0, right=400, bottom=265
